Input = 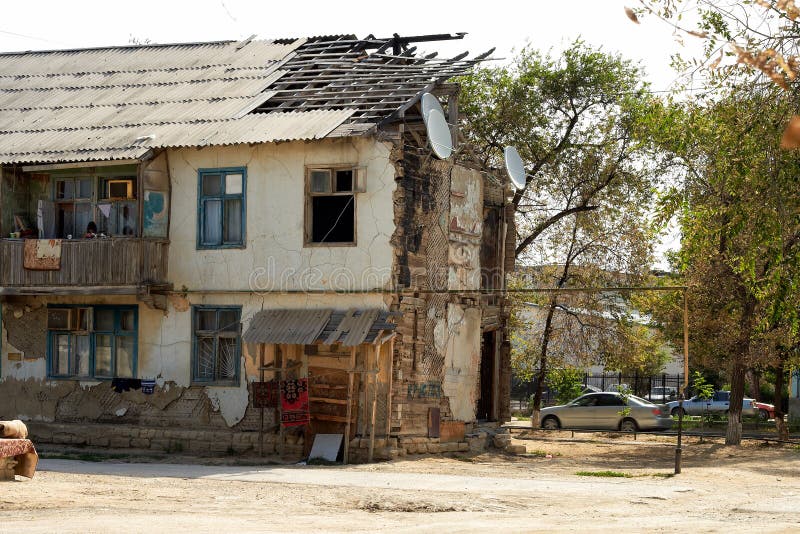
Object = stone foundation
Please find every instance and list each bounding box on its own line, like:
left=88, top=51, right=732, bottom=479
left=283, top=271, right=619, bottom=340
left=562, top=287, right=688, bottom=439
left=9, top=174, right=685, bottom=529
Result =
left=27, top=422, right=509, bottom=463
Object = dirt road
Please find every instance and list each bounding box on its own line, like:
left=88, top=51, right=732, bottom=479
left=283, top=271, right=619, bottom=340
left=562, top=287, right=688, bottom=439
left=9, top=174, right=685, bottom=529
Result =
left=1, top=433, right=798, bottom=533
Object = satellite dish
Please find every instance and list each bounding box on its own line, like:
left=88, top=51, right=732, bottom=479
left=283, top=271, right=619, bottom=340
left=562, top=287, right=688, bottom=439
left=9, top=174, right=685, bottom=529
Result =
left=504, top=146, right=526, bottom=189
left=426, top=108, right=453, bottom=159
left=421, top=92, right=445, bottom=125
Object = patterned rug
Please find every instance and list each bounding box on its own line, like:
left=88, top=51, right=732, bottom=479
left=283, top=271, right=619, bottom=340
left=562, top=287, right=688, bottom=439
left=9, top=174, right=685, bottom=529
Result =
left=280, top=378, right=310, bottom=427
left=0, top=439, right=38, bottom=478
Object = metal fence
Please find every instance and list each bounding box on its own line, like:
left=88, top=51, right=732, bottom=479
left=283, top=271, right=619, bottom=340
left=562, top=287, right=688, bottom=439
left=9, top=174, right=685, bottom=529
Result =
left=511, top=372, right=684, bottom=413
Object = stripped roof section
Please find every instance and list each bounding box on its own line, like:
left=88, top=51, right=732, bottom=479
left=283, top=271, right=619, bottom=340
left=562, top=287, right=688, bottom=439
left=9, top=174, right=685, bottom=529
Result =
left=0, top=34, right=490, bottom=164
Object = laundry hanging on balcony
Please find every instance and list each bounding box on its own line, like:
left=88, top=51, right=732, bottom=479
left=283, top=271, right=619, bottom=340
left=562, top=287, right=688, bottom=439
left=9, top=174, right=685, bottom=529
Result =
left=23, top=239, right=61, bottom=271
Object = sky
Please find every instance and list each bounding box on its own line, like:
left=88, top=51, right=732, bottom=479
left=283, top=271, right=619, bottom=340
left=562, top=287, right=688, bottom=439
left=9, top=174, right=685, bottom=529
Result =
left=0, top=0, right=695, bottom=266
left=0, top=0, right=700, bottom=91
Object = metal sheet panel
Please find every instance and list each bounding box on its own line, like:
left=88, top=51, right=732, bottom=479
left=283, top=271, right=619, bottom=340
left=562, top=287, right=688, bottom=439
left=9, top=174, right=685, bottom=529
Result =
left=243, top=309, right=333, bottom=345
left=0, top=109, right=355, bottom=164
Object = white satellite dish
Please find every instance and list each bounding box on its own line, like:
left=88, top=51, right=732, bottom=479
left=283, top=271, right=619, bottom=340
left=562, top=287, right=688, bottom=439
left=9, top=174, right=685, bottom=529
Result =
left=421, top=92, right=445, bottom=125
left=504, top=146, right=526, bottom=189
left=426, top=108, right=453, bottom=159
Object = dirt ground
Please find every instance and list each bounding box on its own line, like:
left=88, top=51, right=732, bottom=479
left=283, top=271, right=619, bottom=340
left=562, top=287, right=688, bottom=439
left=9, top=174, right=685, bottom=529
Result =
left=2, top=431, right=799, bottom=533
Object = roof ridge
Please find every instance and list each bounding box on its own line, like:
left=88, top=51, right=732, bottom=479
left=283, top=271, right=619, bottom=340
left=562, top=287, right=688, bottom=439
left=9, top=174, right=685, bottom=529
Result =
left=0, top=38, right=277, bottom=57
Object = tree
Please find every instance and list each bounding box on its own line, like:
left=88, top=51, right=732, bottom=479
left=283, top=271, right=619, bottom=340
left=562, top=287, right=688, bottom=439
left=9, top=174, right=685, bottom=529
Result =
left=638, top=83, right=800, bottom=444
left=459, top=41, right=654, bottom=260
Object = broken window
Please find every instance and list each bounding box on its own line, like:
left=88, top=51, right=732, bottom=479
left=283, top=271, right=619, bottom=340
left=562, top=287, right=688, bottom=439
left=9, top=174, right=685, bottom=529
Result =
left=192, top=306, right=241, bottom=386
left=306, top=167, right=364, bottom=245
left=47, top=306, right=137, bottom=379
left=52, top=173, right=138, bottom=238
left=197, top=168, right=246, bottom=249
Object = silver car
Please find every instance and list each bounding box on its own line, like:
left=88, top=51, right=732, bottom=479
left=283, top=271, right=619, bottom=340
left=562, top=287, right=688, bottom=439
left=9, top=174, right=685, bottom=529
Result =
left=539, top=392, right=674, bottom=432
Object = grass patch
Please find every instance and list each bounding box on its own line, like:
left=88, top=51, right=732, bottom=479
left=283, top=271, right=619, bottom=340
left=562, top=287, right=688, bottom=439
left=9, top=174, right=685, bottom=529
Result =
left=575, top=470, right=632, bottom=478
left=649, top=472, right=675, bottom=478
left=791, top=445, right=800, bottom=452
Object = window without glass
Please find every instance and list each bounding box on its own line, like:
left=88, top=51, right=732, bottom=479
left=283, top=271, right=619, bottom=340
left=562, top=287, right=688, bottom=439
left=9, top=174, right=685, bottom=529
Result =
left=197, top=168, right=246, bottom=248
left=306, top=167, right=364, bottom=245
left=192, top=306, right=241, bottom=385
left=47, top=306, right=137, bottom=379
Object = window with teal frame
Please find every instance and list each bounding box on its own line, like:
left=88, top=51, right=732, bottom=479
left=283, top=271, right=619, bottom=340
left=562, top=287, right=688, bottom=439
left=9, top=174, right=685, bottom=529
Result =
left=47, top=306, right=138, bottom=379
left=191, top=306, right=241, bottom=386
left=197, top=167, right=246, bottom=249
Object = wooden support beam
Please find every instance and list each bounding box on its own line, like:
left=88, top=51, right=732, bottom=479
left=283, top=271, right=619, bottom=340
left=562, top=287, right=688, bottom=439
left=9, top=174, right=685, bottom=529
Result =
left=343, top=346, right=357, bottom=464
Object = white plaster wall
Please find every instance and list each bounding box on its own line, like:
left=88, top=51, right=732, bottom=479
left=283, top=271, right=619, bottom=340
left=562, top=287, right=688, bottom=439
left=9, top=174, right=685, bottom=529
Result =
left=166, top=137, right=396, bottom=292
left=441, top=303, right=482, bottom=422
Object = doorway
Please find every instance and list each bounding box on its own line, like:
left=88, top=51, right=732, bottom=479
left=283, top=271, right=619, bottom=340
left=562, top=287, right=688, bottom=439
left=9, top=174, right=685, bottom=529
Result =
left=477, top=330, right=497, bottom=421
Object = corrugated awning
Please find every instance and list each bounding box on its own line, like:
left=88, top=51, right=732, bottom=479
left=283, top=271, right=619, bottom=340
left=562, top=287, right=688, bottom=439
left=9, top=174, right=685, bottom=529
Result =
left=243, top=308, right=398, bottom=347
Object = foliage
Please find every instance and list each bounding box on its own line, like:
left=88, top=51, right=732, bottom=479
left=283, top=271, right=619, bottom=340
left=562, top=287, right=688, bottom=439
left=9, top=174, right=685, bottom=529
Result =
left=546, top=367, right=585, bottom=405
left=690, top=371, right=714, bottom=400
left=575, top=471, right=632, bottom=478
left=459, top=40, right=658, bottom=260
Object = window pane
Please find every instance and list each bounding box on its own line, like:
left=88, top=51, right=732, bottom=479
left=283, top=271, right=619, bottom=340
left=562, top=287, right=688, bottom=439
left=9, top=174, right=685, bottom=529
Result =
left=95, top=309, right=115, bottom=331
left=335, top=169, right=353, bottom=192
left=217, top=338, right=238, bottom=380
left=54, top=334, right=70, bottom=375
left=95, top=334, right=113, bottom=377
left=223, top=198, right=242, bottom=243
left=202, top=174, right=222, bottom=196
left=310, top=170, right=331, bottom=193
left=119, top=201, right=137, bottom=236
left=311, top=195, right=355, bottom=243
left=57, top=181, right=74, bottom=200
left=77, top=179, right=93, bottom=199
left=196, top=309, right=217, bottom=332
left=115, top=336, right=134, bottom=378
left=218, top=309, right=240, bottom=332
left=119, top=310, right=135, bottom=332
left=225, top=173, right=243, bottom=195
left=72, top=335, right=90, bottom=377
left=75, top=203, right=92, bottom=237
left=202, top=199, right=222, bottom=246
left=196, top=337, right=216, bottom=380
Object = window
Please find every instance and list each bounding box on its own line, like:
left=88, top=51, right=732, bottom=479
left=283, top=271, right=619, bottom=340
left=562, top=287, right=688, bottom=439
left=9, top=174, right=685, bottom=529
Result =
left=47, top=306, right=137, bottom=379
left=53, top=173, right=138, bottom=238
left=197, top=168, right=246, bottom=249
left=192, top=306, right=241, bottom=385
left=305, top=166, right=364, bottom=245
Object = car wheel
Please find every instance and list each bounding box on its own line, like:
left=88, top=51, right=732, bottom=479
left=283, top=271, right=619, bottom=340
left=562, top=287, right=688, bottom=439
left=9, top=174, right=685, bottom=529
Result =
left=541, top=416, right=560, bottom=430
left=620, top=418, right=638, bottom=432
left=671, top=407, right=685, bottom=417
left=759, top=409, right=770, bottom=420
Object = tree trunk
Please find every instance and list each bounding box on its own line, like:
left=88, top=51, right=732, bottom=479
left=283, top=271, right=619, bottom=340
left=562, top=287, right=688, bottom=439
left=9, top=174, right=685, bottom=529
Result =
left=726, top=294, right=756, bottom=446
left=747, top=369, right=761, bottom=401
left=530, top=297, right=557, bottom=428
left=774, top=350, right=789, bottom=441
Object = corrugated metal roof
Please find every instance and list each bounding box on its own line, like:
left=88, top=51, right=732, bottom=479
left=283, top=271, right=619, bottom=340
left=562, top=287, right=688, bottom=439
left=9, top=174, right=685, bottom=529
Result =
left=243, top=309, right=333, bottom=345
left=243, top=308, right=397, bottom=346
left=0, top=38, right=357, bottom=164
left=0, top=109, right=355, bottom=164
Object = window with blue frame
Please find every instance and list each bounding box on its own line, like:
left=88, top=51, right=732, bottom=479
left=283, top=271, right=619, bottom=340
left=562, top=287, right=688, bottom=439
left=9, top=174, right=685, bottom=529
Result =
left=197, top=168, right=246, bottom=248
left=192, top=306, right=241, bottom=386
left=48, top=306, right=137, bottom=379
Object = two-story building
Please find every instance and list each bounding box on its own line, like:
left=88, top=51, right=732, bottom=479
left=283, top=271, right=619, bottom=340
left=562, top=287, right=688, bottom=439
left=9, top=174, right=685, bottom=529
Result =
left=0, top=34, right=513, bottom=461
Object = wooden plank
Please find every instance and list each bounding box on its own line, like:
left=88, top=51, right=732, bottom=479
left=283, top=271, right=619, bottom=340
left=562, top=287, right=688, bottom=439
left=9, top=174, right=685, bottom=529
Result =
left=343, top=346, right=356, bottom=464
left=386, top=337, right=394, bottom=437
left=309, top=397, right=348, bottom=405
left=368, top=345, right=377, bottom=463
left=312, top=414, right=356, bottom=423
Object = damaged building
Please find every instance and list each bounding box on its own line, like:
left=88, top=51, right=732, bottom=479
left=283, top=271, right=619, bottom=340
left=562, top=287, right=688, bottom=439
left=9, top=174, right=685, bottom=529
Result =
left=0, top=34, right=513, bottom=461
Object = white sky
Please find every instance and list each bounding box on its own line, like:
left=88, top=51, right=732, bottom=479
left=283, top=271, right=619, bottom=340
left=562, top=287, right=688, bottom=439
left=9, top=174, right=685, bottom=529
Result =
left=0, top=0, right=699, bottom=91
left=0, top=0, right=692, bottom=266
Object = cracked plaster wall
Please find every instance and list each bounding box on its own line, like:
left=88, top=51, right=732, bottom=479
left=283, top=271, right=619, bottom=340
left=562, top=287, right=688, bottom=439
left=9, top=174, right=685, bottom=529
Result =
left=440, top=304, right=481, bottom=422
left=166, top=138, right=396, bottom=292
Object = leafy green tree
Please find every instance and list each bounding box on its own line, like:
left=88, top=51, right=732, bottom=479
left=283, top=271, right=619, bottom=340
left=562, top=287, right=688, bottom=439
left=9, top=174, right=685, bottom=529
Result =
left=459, top=41, right=654, bottom=260
left=546, top=367, right=585, bottom=405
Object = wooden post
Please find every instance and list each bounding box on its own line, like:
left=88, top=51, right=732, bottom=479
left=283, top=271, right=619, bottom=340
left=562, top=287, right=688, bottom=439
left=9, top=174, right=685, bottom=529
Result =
left=385, top=337, right=395, bottom=437
left=343, top=346, right=357, bottom=464
left=368, top=345, right=378, bottom=462
left=259, top=344, right=265, bottom=457
left=277, top=345, right=286, bottom=458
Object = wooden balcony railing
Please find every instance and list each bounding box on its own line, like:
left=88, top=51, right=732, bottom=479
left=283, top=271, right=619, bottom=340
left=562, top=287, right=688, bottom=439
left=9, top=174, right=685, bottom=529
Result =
left=0, top=238, right=169, bottom=290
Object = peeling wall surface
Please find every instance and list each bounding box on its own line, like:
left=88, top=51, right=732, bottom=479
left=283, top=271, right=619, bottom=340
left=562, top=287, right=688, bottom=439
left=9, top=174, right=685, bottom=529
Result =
left=0, top=292, right=386, bottom=430
left=441, top=304, right=481, bottom=422
left=167, top=137, right=396, bottom=292
left=448, top=166, right=483, bottom=291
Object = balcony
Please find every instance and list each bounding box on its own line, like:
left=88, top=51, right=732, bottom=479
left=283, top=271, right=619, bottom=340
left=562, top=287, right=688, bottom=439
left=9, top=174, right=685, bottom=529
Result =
left=0, top=238, right=169, bottom=294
